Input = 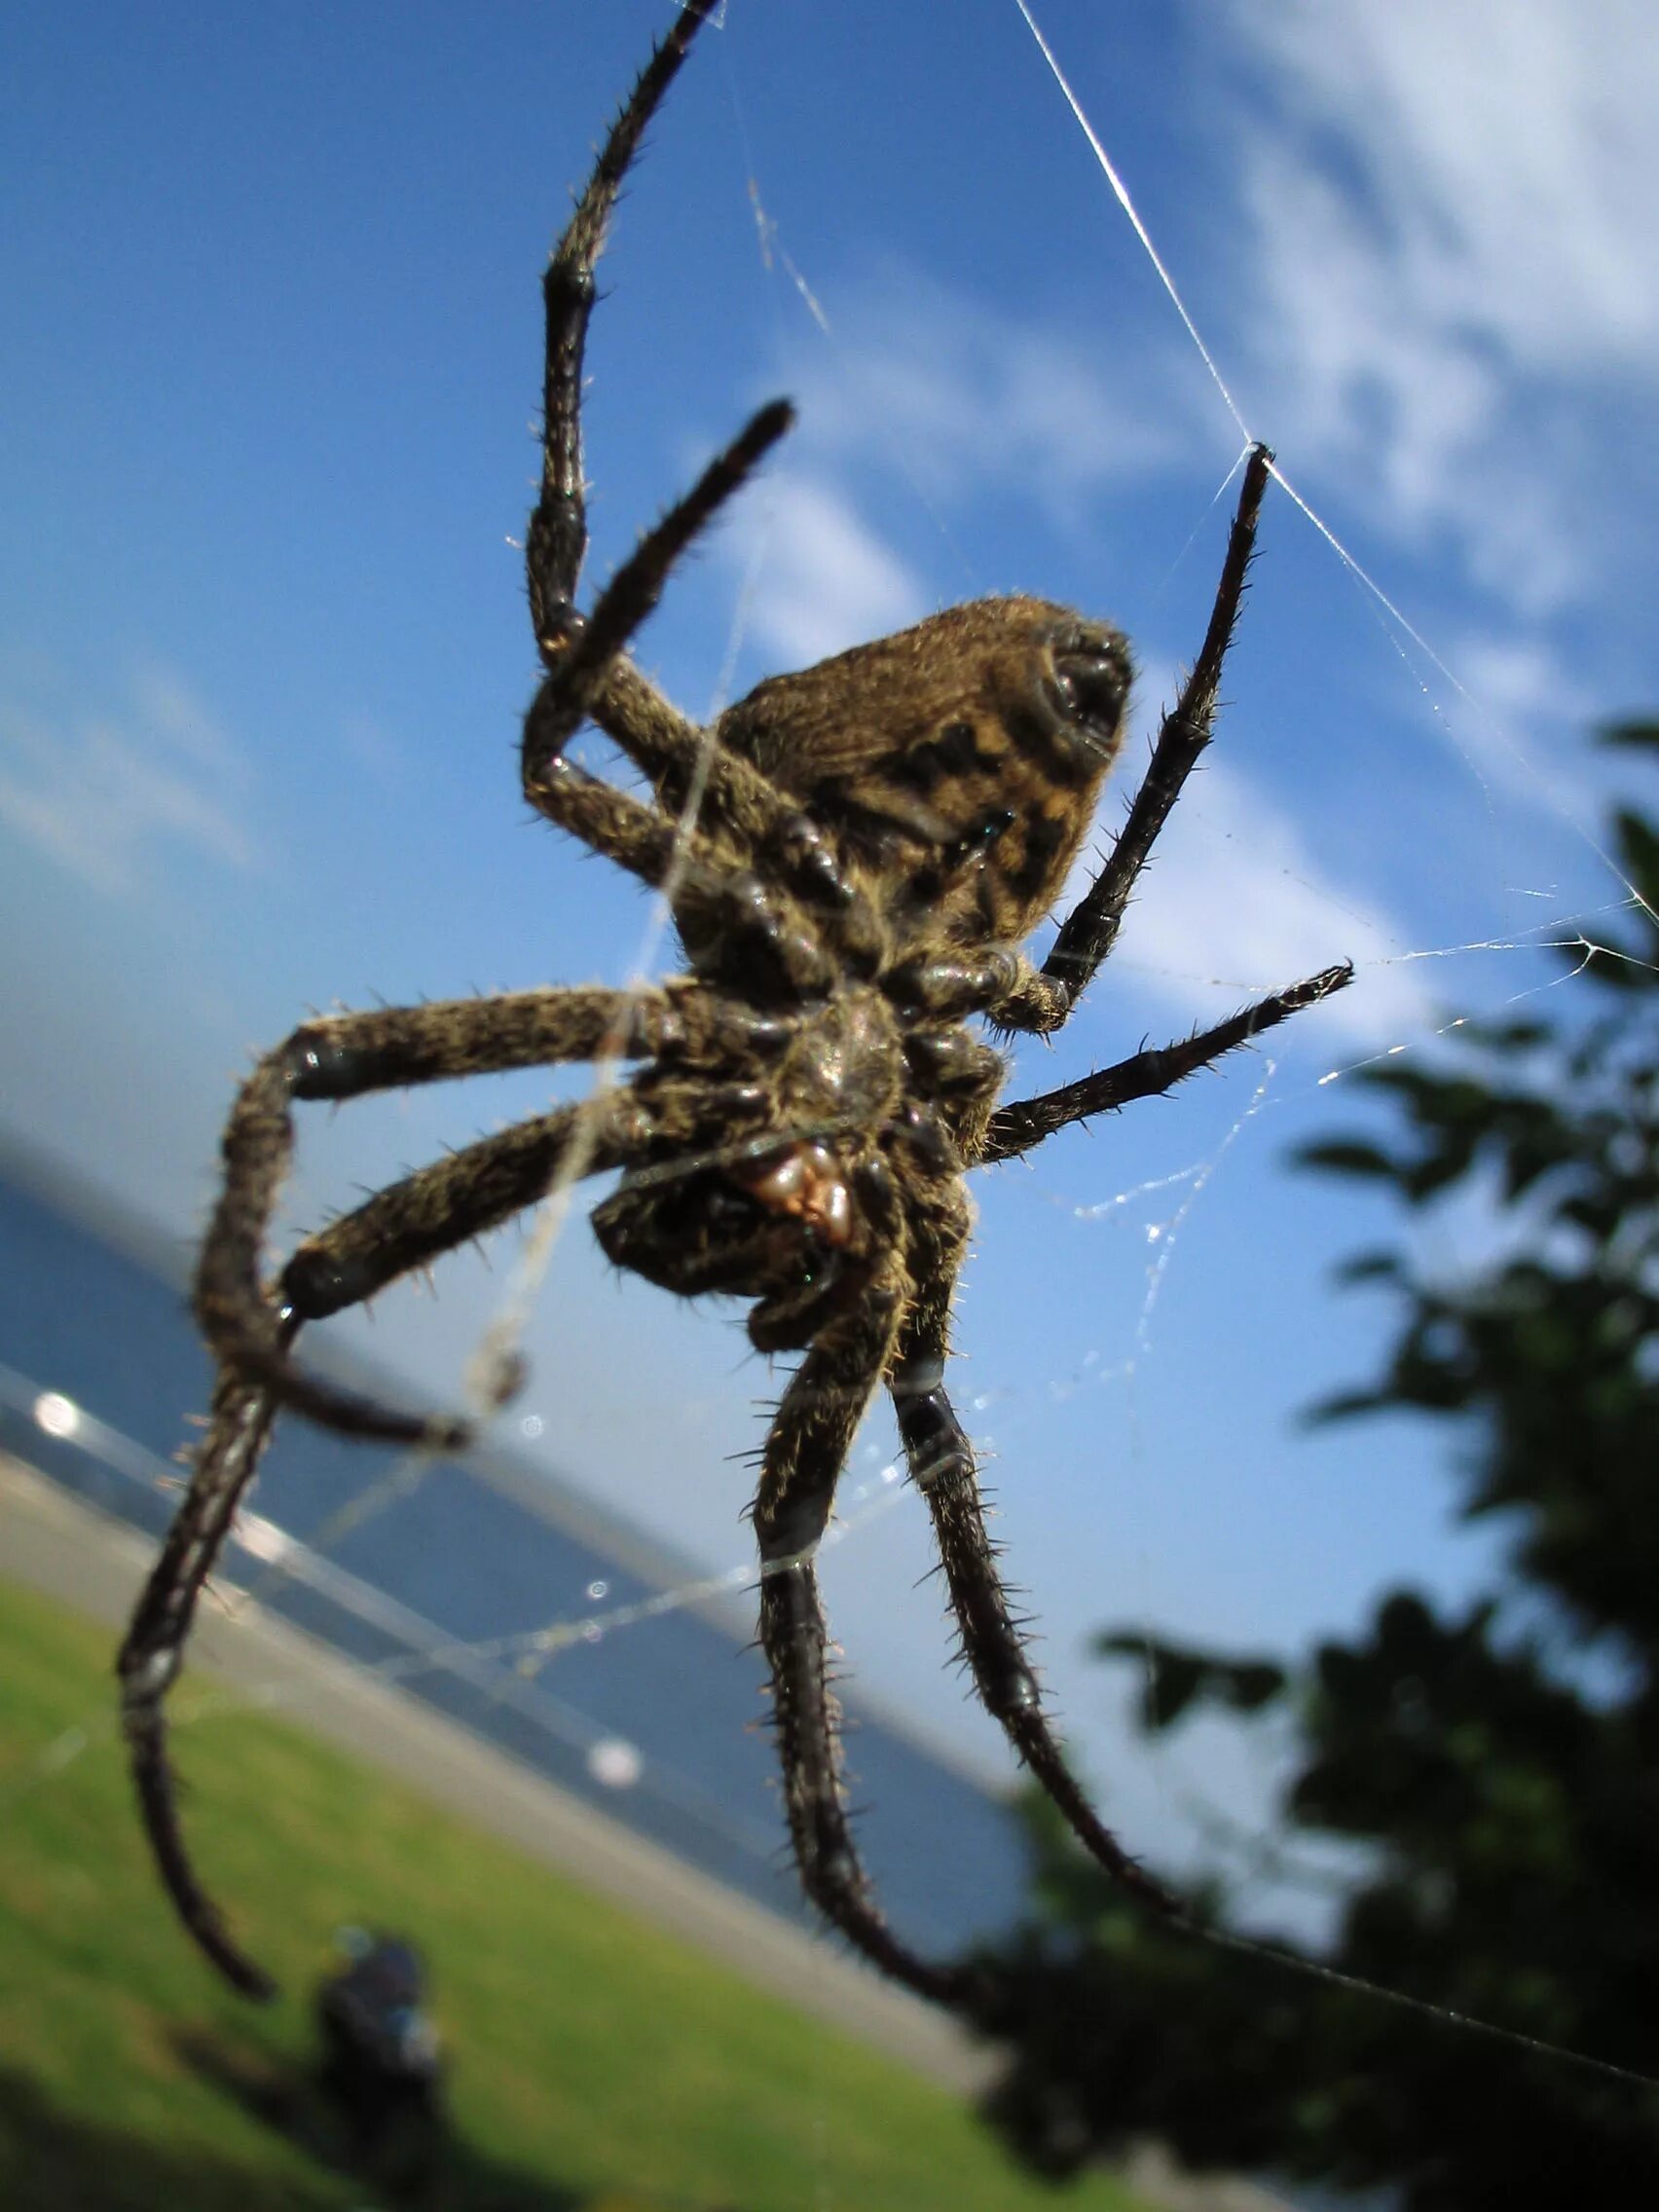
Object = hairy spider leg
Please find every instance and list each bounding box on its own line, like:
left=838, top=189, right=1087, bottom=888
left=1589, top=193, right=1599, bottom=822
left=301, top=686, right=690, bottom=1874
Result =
left=119, top=1364, right=287, bottom=1997
left=522, top=392, right=890, bottom=1006
left=981, top=445, right=1276, bottom=1037
left=128, top=983, right=783, bottom=1999
left=888, top=1187, right=1185, bottom=1927
left=522, top=0, right=875, bottom=942
left=584, top=651, right=877, bottom=932
left=983, top=960, right=1354, bottom=1161
left=528, top=0, right=716, bottom=637
left=750, top=1157, right=972, bottom=2006
left=195, top=986, right=698, bottom=1446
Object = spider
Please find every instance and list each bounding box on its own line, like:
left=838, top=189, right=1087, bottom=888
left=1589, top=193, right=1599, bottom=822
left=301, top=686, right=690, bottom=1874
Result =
left=119, top=0, right=1351, bottom=2009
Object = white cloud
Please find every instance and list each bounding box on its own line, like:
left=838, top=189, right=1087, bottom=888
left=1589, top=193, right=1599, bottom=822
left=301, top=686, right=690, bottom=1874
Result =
left=0, top=659, right=261, bottom=896
left=1217, top=0, right=1659, bottom=610
left=1435, top=629, right=1601, bottom=820
left=1070, top=756, right=1431, bottom=1049
left=728, top=471, right=928, bottom=669
left=775, top=266, right=1207, bottom=535
left=1235, top=0, right=1659, bottom=366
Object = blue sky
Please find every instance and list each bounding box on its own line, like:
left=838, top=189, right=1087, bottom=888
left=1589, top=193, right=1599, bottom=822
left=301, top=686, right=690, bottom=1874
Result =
left=3, top=0, right=1656, bottom=1914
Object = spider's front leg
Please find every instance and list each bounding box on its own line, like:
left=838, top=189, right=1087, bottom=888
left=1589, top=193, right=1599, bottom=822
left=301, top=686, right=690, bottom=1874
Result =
left=522, top=427, right=888, bottom=980
left=751, top=1176, right=971, bottom=2007
left=888, top=1185, right=1184, bottom=1926
left=521, top=0, right=761, bottom=799
left=528, top=0, right=718, bottom=641
left=998, top=443, right=1284, bottom=1039
left=521, top=385, right=903, bottom=998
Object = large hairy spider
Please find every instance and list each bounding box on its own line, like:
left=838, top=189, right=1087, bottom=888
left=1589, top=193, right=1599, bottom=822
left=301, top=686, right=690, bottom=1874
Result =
left=119, top=1, right=1350, bottom=2009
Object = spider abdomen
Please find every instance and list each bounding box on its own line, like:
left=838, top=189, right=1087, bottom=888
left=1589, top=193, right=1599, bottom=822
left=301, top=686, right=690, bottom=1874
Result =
left=716, top=596, right=1133, bottom=951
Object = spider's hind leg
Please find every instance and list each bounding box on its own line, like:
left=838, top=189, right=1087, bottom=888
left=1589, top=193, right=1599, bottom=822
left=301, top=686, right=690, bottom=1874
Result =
left=1013, top=445, right=1277, bottom=1034
left=528, top=0, right=720, bottom=636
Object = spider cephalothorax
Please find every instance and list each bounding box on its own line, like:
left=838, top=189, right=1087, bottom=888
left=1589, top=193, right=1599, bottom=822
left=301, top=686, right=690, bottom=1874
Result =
left=119, top=1, right=1350, bottom=2009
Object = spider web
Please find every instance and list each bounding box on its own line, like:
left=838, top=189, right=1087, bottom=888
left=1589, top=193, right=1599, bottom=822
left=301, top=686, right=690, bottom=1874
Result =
left=4, top=0, right=1658, bottom=2181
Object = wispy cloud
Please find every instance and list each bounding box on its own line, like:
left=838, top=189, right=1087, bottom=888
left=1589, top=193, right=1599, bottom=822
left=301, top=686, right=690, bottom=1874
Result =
left=773, top=264, right=1207, bottom=537
left=1217, top=0, right=1659, bottom=612
left=726, top=471, right=928, bottom=669
left=0, top=658, right=262, bottom=895
left=1433, top=629, right=1602, bottom=821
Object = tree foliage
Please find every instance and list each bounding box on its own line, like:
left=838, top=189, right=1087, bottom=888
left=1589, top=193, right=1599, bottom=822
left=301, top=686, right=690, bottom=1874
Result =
left=970, top=727, right=1659, bottom=2210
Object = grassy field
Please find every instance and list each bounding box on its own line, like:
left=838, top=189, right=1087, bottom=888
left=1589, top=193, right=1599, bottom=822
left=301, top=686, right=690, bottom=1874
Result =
left=0, top=1571, right=1147, bottom=2211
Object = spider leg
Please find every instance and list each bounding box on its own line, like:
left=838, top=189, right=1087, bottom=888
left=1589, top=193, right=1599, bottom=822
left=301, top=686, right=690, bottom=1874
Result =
left=523, top=0, right=789, bottom=848
left=528, top=0, right=719, bottom=635
left=752, top=1227, right=970, bottom=2006
left=124, top=1043, right=747, bottom=1999
left=282, top=1100, right=634, bottom=1323
left=980, top=960, right=1353, bottom=1163
left=522, top=0, right=882, bottom=969
left=198, top=985, right=684, bottom=1445
left=521, top=406, right=855, bottom=1003
left=889, top=1186, right=1183, bottom=1926
left=118, top=1362, right=286, bottom=1997
left=587, top=656, right=883, bottom=944
left=996, top=445, right=1277, bottom=1036
left=528, top=13, right=870, bottom=933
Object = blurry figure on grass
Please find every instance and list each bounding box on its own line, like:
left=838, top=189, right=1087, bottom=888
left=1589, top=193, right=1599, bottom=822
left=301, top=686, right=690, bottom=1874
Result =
left=315, top=1926, right=446, bottom=2201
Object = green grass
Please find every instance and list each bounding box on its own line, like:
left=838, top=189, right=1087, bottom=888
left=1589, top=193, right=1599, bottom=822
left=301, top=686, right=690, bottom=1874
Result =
left=0, top=1572, right=1145, bottom=2211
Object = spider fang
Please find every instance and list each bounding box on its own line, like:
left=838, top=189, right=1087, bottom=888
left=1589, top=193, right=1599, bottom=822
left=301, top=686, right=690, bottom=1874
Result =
left=728, top=1141, right=856, bottom=1247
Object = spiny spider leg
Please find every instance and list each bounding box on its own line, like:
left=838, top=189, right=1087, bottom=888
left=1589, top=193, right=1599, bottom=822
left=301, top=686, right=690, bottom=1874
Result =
left=996, top=444, right=1276, bottom=1036
left=585, top=653, right=871, bottom=926
left=196, top=984, right=694, bottom=1446
left=282, top=1101, right=640, bottom=1325
left=126, top=1021, right=760, bottom=2000
left=528, top=0, right=717, bottom=638
left=525, top=404, right=881, bottom=967
left=889, top=1188, right=1183, bottom=1926
left=760, top=1545, right=969, bottom=2008
left=519, top=403, right=859, bottom=1001
left=751, top=1172, right=969, bottom=2005
left=119, top=1364, right=287, bottom=1998
left=524, top=386, right=789, bottom=790
left=522, top=0, right=873, bottom=943
left=982, top=960, right=1354, bottom=1163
